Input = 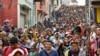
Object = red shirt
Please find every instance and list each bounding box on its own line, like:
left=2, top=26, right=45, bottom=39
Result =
left=3, top=46, right=28, bottom=56
left=79, top=25, right=85, bottom=37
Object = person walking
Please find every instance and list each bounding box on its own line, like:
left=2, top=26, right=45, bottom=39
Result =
left=39, top=40, right=58, bottom=56
left=3, top=37, right=28, bottom=56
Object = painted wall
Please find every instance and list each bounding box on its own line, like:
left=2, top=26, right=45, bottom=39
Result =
left=0, top=0, right=17, bottom=26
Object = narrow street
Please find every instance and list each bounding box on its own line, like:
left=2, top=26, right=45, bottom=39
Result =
left=0, top=0, right=100, bottom=56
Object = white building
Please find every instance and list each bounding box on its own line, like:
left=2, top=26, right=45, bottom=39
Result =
left=62, top=0, right=78, bottom=6
left=54, top=0, right=62, bottom=11
left=18, top=0, right=35, bottom=28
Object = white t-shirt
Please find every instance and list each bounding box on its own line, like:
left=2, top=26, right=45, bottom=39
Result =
left=25, top=39, right=35, bottom=48
left=90, top=32, right=96, bottom=41
left=53, top=39, right=63, bottom=50
left=36, top=43, right=44, bottom=53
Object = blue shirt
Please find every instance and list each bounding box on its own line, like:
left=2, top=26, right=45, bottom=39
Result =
left=39, top=50, right=58, bottom=56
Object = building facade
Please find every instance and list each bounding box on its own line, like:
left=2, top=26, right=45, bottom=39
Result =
left=0, top=0, right=35, bottom=28
left=62, top=0, right=78, bottom=6
left=18, top=0, right=35, bottom=28
left=0, top=0, right=17, bottom=26
left=53, top=0, right=62, bottom=11
left=35, top=0, right=50, bottom=23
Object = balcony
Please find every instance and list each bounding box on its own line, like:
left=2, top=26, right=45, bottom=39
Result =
left=91, top=0, right=100, bottom=7
left=91, top=0, right=100, bottom=1
left=34, top=0, right=44, bottom=2
left=19, top=0, right=33, bottom=9
left=92, top=1, right=100, bottom=5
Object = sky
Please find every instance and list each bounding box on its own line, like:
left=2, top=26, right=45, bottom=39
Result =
left=77, top=0, right=85, bottom=5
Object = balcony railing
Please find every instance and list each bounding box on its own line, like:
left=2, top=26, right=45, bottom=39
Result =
left=35, top=0, right=41, bottom=2
left=91, top=0, right=100, bottom=1
left=92, top=1, right=100, bottom=5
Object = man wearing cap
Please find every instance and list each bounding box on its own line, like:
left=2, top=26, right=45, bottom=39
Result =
left=39, top=40, right=58, bottom=56
left=3, top=37, right=28, bottom=56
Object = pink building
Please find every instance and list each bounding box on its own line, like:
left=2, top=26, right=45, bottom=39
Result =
left=35, top=0, right=50, bottom=22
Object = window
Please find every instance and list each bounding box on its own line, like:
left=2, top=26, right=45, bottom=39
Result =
left=57, top=0, right=58, bottom=5
left=60, top=0, right=62, bottom=4
left=51, top=0, right=53, bottom=4
left=0, top=3, right=3, bottom=8
left=40, top=0, right=44, bottom=5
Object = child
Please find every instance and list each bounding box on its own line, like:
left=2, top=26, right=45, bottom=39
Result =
left=29, top=46, right=36, bottom=56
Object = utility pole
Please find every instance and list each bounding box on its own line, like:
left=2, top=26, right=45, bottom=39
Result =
left=85, top=0, right=91, bottom=27
left=89, top=0, right=91, bottom=27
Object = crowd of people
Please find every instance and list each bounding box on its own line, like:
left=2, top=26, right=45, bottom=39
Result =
left=0, top=5, right=99, bottom=56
